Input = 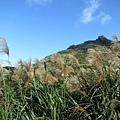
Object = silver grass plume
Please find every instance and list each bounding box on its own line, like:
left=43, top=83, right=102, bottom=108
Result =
left=68, top=54, right=79, bottom=66
left=112, top=34, right=118, bottom=42
left=0, top=37, right=9, bottom=57
left=111, top=34, right=120, bottom=52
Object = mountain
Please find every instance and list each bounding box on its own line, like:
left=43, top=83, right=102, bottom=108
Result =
left=1, top=35, right=120, bottom=119
left=53, top=35, right=113, bottom=64
left=65, top=35, right=112, bottom=51
left=3, top=35, right=116, bottom=85
left=38, top=35, right=115, bottom=82
left=3, top=35, right=114, bottom=72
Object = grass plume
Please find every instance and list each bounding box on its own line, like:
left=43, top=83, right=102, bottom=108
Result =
left=68, top=54, right=79, bottom=66
left=1, top=34, right=120, bottom=119
left=0, top=37, right=9, bottom=57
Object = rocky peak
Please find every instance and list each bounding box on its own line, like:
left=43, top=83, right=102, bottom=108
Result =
left=95, top=35, right=111, bottom=46
left=67, top=35, right=112, bottom=50
left=96, top=35, right=108, bottom=42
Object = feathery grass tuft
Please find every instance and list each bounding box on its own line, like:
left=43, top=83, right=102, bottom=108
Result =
left=1, top=34, right=120, bottom=119
left=0, top=37, right=9, bottom=57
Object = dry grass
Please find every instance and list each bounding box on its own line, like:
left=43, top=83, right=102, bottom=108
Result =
left=12, top=59, right=34, bottom=82
left=0, top=37, right=9, bottom=57
left=61, top=63, right=74, bottom=75
left=68, top=54, right=79, bottom=66
left=1, top=35, right=120, bottom=119
left=111, top=34, right=120, bottom=52
left=82, top=35, right=120, bottom=83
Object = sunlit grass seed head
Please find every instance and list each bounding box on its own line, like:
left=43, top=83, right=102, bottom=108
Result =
left=61, top=63, right=74, bottom=75
left=40, top=71, right=58, bottom=84
left=49, top=68, right=61, bottom=78
left=68, top=54, right=79, bottom=66
left=86, top=48, right=105, bottom=67
left=111, top=34, right=120, bottom=52
left=34, top=58, right=40, bottom=68
left=12, top=59, right=34, bottom=82
left=112, top=34, right=118, bottom=42
left=0, top=37, right=9, bottom=57
left=51, top=53, right=65, bottom=67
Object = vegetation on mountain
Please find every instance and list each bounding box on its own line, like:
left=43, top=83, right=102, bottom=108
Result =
left=0, top=35, right=120, bottom=119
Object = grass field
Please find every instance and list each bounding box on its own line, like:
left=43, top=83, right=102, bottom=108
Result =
left=0, top=35, right=120, bottom=120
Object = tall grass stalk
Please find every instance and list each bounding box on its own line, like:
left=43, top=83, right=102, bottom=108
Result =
left=1, top=35, right=120, bottom=119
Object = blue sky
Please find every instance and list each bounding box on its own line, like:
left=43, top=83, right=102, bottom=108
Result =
left=0, top=0, right=120, bottom=66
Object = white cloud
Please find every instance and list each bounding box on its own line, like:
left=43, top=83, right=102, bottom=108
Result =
left=80, top=0, right=100, bottom=23
left=99, top=12, right=112, bottom=24
left=26, top=0, right=52, bottom=5
left=80, top=0, right=112, bottom=24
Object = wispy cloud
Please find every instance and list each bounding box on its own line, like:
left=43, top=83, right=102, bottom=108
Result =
left=80, top=0, right=112, bottom=24
left=80, top=0, right=100, bottom=23
left=99, top=11, right=112, bottom=24
left=26, top=0, right=52, bottom=5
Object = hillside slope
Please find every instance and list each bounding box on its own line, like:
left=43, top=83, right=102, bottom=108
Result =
left=57, top=35, right=112, bottom=63
left=1, top=35, right=120, bottom=119
left=36, top=35, right=119, bottom=86
left=43, top=35, right=113, bottom=68
left=3, top=35, right=119, bottom=86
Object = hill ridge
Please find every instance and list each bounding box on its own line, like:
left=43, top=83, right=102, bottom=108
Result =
left=67, top=35, right=112, bottom=50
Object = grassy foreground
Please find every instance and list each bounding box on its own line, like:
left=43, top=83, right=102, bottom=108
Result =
left=0, top=35, right=120, bottom=119
left=0, top=61, right=120, bottom=120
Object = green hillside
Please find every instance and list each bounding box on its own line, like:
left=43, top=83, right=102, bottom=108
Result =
left=1, top=35, right=120, bottom=120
